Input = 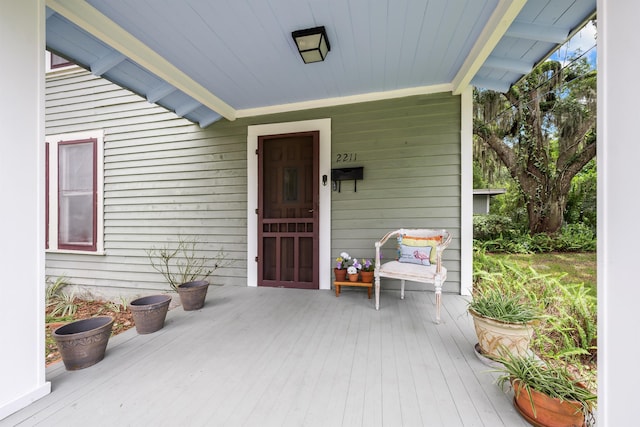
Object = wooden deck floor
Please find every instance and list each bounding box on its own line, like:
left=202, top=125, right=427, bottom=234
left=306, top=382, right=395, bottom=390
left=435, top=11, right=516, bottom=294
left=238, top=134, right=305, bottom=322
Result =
left=3, top=286, right=530, bottom=427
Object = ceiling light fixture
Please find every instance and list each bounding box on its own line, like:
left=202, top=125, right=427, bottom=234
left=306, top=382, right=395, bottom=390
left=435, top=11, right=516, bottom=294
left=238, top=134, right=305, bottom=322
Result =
left=292, top=26, right=330, bottom=64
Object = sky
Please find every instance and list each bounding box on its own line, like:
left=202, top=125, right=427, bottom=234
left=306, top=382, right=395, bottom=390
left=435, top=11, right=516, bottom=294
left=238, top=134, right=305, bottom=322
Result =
left=549, top=21, right=597, bottom=68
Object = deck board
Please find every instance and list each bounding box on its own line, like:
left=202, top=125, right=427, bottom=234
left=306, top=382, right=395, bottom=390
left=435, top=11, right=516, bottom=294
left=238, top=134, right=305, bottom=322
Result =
left=2, top=286, right=531, bottom=427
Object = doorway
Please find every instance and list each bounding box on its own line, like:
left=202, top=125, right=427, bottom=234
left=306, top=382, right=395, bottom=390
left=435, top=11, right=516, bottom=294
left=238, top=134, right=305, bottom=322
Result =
left=247, top=119, right=331, bottom=290
left=257, top=132, right=319, bottom=288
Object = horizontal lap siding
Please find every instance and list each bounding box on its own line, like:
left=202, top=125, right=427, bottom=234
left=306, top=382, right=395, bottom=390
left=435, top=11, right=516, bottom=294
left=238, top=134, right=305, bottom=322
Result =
left=46, top=70, right=461, bottom=298
left=46, top=70, right=248, bottom=298
left=251, top=94, right=462, bottom=292
left=329, top=93, right=461, bottom=292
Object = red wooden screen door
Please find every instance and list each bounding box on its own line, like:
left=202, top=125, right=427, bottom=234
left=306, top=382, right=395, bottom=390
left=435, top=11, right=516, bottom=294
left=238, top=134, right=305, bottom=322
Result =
left=258, top=132, right=319, bottom=289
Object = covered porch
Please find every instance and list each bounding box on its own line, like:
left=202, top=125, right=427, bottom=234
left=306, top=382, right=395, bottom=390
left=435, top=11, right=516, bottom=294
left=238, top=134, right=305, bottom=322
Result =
left=4, top=1, right=639, bottom=424
left=3, top=287, right=528, bottom=426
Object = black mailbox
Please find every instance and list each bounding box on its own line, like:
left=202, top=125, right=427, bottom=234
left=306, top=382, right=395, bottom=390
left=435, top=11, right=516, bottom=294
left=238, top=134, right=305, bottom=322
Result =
left=331, top=167, right=363, bottom=192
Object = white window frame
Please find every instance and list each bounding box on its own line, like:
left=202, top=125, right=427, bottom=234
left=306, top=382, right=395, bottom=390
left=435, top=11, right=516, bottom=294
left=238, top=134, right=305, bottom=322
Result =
left=46, top=130, right=105, bottom=254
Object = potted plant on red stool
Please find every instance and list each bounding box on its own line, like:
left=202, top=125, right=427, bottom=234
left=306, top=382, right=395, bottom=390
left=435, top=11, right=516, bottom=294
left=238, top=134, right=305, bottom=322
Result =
left=334, top=252, right=350, bottom=282
left=359, top=259, right=374, bottom=283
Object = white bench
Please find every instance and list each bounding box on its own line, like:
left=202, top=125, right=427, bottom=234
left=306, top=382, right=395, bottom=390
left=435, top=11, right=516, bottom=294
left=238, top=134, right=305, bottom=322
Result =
left=374, top=229, right=452, bottom=323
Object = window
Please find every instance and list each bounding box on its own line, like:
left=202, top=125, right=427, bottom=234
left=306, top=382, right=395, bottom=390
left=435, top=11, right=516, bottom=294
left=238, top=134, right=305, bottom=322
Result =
left=46, top=50, right=76, bottom=72
left=46, top=131, right=104, bottom=253
left=58, top=140, right=96, bottom=250
left=51, top=52, right=74, bottom=69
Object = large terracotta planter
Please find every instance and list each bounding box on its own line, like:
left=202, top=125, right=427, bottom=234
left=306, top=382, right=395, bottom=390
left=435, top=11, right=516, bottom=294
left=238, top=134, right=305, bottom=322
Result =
left=468, top=308, right=534, bottom=359
left=177, top=280, right=209, bottom=311
left=512, top=380, right=586, bottom=427
left=53, top=316, right=114, bottom=371
left=334, top=268, right=347, bottom=282
left=129, top=294, right=172, bottom=334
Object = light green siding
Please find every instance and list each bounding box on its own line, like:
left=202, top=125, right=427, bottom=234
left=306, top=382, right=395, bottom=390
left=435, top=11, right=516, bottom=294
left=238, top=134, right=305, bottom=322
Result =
left=327, top=94, right=461, bottom=291
left=45, top=70, right=460, bottom=298
left=46, top=70, right=249, bottom=296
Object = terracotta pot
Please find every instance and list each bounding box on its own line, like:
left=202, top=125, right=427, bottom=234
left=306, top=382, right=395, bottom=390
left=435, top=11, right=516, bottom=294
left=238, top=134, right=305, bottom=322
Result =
left=53, top=316, right=114, bottom=371
left=129, top=294, right=172, bottom=334
left=348, top=273, right=359, bottom=282
left=334, top=268, right=347, bottom=282
left=360, top=271, right=374, bottom=283
left=512, top=380, right=586, bottom=427
left=468, top=308, right=534, bottom=359
left=177, top=280, right=209, bottom=311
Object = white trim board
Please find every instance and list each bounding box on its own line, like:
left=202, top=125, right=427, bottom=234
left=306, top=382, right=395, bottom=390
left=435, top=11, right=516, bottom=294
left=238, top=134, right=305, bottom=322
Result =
left=247, top=119, right=332, bottom=290
left=236, top=84, right=452, bottom=119
left=460, top=86, right=473, bottom=296
left=452, top=0, right=526, bottom=94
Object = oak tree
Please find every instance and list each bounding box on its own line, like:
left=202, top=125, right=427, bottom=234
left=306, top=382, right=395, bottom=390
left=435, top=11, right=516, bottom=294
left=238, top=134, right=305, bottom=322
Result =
left=473, top=58, right=596, bottom=234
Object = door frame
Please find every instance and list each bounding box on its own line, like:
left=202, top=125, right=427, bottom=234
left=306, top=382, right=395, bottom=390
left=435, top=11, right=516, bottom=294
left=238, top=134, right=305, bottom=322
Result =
left=247, top=119, right=331, bottom=290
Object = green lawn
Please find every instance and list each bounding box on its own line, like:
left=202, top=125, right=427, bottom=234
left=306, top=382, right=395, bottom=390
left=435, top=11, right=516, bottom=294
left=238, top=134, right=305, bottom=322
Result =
left=486, top=252, right=597, bottom=294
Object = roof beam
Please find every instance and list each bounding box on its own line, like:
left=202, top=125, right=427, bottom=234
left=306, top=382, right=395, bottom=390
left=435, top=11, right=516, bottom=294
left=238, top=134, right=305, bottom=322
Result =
left=146, top=82, right=176, bottom=103
left=46, top=0, right=236, bottom=121
left=482, top=56, right=533, bottom=75
left=506, top=22, right=569, bottom=44
left=199, top=112, right=223, bottom=128
left=175, top=99, right=201, bottom=117
left=90, top=50, right=126, bottom=76
left=452, top=0, right=526, bottom=95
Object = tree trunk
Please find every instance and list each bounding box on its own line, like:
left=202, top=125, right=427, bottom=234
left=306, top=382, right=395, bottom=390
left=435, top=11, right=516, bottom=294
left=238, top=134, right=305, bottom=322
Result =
left=524, top=189, right=565, bottom=234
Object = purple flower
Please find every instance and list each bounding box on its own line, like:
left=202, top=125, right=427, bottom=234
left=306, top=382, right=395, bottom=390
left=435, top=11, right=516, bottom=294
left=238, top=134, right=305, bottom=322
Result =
left=360, top=258, right=374, bottom=272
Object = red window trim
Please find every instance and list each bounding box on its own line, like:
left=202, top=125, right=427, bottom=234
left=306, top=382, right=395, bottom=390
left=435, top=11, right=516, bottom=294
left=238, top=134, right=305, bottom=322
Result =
left=50, top=52, right=74, bottom=70
left=56, top=138, right=98, bottom=252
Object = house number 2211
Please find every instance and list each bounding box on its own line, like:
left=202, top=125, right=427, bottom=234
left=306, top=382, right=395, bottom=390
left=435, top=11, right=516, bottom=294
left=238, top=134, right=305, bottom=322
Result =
left=336, top=153, right=357, bottom=162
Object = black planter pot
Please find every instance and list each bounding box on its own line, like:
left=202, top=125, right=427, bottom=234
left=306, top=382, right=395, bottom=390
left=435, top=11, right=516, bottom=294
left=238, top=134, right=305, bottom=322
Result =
left=52, top=316, right=114, bottom=371
left=129, top=294, right=172, bottom=334
left=177, top=280, right=209, bottom=311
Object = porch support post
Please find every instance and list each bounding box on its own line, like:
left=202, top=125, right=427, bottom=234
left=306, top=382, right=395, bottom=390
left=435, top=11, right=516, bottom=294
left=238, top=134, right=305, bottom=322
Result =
left=0, top=0, right=51, bottom=420
left=598, top=1, right=638, bottom=424
left=0, top=0, right=51, bottom=419
left=460, top=85, right=473, bottom=296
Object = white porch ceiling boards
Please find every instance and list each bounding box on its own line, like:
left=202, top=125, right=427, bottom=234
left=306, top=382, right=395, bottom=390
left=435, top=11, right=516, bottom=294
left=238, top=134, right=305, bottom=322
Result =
left=45, top=0, right=595, bottom=127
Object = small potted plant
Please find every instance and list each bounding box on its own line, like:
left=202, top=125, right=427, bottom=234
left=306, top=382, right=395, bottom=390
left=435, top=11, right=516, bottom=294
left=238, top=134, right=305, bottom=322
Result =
left=147, top=236, right=227, bottom=311
left=334, top=252, right=350, bottom=281
left=468, top=288, right=540, bottom=359
left=359, top=259, right=374, bottom=283
left=495, top=352, right=596, bottom=427
left=347, top=264, right=359, bottom=282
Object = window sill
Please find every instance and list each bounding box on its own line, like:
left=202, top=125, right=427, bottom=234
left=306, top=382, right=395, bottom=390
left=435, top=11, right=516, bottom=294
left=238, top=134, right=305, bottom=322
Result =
left=46, top=249, right=105, bottom=256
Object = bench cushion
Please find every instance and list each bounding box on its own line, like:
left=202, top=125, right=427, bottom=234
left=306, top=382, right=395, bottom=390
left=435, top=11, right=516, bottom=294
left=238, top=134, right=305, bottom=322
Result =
left=377, top=261, right=447, bottom=283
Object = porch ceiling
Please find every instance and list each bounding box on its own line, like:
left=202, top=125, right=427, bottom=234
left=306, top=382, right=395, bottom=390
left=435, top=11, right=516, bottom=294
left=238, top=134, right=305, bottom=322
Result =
left=45, top=0, right=595, bottom=127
